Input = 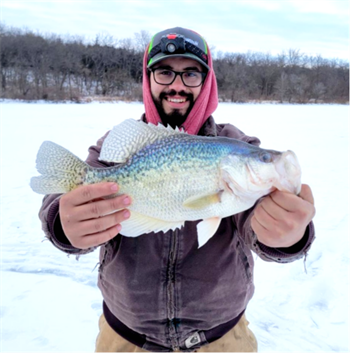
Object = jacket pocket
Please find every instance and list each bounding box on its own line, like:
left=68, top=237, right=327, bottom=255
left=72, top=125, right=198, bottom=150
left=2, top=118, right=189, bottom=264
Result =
left=99, top=235, right=121, bottom=278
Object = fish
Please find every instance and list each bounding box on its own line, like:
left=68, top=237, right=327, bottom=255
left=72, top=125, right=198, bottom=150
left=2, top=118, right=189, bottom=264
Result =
left=30, top=118, right=302, bottom=247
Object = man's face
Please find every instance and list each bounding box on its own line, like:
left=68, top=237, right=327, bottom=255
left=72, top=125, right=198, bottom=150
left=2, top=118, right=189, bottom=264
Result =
left=150, top=57, right=204, bottom=128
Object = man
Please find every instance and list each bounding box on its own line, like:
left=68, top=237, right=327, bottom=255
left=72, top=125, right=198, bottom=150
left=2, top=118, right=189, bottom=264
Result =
left=39, top=27, right=315, bottom=352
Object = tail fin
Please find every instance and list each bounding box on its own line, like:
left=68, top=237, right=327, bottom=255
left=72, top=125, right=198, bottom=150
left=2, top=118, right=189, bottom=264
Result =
left=30, top=141, right=89, bottom=194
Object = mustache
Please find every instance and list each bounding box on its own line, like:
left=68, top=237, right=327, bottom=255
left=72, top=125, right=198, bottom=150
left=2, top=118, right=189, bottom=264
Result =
left=159, top=90, right=193, bottom=100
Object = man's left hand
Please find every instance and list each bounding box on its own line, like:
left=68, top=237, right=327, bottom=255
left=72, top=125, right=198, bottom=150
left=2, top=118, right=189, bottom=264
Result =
left=251, top=184, right=315, bottom=248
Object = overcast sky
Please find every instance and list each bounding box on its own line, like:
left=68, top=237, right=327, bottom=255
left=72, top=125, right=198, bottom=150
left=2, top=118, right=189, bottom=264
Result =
left=1, top=0, right=349, bottom=60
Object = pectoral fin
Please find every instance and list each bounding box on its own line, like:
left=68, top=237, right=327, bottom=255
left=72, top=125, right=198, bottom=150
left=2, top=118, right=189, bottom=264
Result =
left=196, top=217, right=221, bottom=248
left=119, top=211, right=184, bottom=237
left=183, top=191, right=223, bottom=209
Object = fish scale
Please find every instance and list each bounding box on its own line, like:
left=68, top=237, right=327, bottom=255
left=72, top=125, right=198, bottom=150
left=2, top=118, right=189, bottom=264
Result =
left=106, top=137, right=224, bottom=218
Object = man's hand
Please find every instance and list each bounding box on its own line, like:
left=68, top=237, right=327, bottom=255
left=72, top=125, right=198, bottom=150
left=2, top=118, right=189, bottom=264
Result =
left=59, top=182, right=131, bottom=249
left=251, top=184, right=315, bottom=248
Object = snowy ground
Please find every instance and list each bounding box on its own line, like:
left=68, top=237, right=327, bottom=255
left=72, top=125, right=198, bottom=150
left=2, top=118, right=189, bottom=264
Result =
left=0, top=101, right=349, bottom=352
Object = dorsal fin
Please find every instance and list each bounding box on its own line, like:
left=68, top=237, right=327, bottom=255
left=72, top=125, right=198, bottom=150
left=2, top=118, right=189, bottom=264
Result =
left=99, top=119, right=185, bottom=163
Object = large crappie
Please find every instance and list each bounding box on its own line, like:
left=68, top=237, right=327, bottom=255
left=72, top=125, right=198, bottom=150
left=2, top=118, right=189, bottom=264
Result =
left=30, top=118, right=301, bottom=247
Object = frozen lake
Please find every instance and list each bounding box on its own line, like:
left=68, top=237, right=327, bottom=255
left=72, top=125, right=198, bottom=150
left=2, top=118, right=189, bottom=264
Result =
left=0, top=101, right=348, bottom=352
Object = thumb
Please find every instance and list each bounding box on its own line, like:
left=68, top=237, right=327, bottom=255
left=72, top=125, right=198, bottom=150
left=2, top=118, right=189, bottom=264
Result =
left=298, top=184, right=315, bottom=205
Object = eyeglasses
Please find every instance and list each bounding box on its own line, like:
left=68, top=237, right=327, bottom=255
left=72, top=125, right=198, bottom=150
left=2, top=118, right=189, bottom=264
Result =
left=149, top=68, right=207, bottom=87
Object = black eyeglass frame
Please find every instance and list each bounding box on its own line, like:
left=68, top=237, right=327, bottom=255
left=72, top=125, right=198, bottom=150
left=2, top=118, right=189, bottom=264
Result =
left=148, top=68, right=207, bottom=88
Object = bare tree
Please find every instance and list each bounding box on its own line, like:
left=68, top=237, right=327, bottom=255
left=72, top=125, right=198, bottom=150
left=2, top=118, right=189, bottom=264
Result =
left=133, top=30, right=151, bottom=52
left=0, top=24, right=348, bottom=103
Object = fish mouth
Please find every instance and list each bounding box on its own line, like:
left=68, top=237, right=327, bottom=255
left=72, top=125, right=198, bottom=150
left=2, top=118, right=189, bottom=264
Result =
left=245, top=150, right=301, bottom=195
left=274, top=150, right=302, bottom=194
left=244, top=163, right=278, bottom=197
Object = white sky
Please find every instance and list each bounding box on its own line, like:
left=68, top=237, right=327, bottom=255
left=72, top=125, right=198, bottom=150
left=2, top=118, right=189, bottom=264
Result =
left=0, top=0, right=349, bottom=60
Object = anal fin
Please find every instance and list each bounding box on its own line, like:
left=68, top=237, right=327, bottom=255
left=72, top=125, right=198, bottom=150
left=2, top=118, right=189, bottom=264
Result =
left=119, top=211, right=184, bottom=237
left=196, top=217, right=221, bottom=248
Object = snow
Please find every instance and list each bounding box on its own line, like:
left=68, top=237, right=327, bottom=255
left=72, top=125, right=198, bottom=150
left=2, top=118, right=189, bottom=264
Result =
left=0, top=101, right=349, bottom=352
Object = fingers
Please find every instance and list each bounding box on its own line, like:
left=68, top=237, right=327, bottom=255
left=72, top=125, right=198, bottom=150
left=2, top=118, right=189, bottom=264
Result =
left=251, top=184, right=316, bottom=248
left=66, top=206, right=130, bottom=237
left=298, top=184, right=315, bottom=205
left=251, top=196, right=286, bottom=244
left=67, top=194, right=131, bottom=223
left=268, top=185, right=315, bottom=220
left=79, top=225, right=121, bottom=249
left=69, top=209, right=130, bottom=249
left=268, top=190, right=301, bottom=212
left=59, top=182, right=132, bottom=249
left=251, top=215, right=269, bottom=241
left=254, top=195, right=284, bottom=223
left=267, top=187, right=312, bottom=213
left=62, top=182, right=119, bottom=207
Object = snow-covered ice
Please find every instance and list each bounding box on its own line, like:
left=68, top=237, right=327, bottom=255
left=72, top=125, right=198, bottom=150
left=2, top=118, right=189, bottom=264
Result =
left=0, top=101, right=348, bottom=352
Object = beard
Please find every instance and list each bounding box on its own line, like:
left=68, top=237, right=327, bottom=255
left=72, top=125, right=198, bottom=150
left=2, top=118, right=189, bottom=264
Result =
left=153, top=90, right=194, bottom=129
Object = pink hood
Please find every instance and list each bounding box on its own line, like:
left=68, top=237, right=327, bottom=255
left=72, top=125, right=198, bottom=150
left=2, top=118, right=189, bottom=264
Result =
left=142, top=44, right=218, bottom=135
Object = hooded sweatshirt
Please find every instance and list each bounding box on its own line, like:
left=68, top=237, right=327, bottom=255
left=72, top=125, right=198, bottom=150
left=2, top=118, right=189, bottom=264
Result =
left=142, top=41, right=218, bottom=135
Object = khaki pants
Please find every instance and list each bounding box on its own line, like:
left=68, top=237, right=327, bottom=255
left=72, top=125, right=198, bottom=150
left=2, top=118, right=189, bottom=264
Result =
left=95, top=314, right=257, bottom=352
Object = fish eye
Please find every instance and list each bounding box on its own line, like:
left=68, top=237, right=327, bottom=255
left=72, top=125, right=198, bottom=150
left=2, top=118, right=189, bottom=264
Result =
left=260, top=152, right=273, bottom=163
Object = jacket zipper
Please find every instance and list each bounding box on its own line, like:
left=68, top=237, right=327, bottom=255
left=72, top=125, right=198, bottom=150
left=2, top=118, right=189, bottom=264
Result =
left=167, top=229, right=179, bottom=350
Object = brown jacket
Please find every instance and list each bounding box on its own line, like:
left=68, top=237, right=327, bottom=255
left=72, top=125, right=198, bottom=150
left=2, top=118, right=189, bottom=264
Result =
left=39, top=116, right=315, bottom=351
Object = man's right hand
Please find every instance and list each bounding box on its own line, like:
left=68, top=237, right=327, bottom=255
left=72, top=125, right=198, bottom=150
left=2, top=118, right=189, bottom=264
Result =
left=59, top=182, right=131, bottom=249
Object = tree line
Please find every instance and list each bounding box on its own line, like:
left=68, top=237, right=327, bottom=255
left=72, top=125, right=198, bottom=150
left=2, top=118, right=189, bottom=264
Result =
left=0, top=24, right=348, bottom=103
